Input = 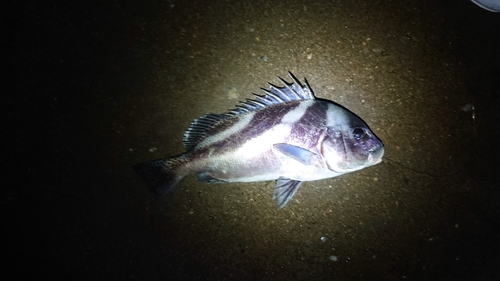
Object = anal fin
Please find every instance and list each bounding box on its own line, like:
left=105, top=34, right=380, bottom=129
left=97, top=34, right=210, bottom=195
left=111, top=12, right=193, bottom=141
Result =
left=197, top=171, right=227, bottom=183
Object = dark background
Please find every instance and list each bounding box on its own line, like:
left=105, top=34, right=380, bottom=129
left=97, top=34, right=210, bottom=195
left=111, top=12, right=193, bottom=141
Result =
left=5, top=0, right=500, bottom=280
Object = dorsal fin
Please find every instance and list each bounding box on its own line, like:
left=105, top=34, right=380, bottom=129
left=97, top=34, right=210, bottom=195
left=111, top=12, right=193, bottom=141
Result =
left=182, top=114, right=226, bottom=151
left=227, top=72, right=315, bottom=115
left=182, top=72, right=315, bottom=150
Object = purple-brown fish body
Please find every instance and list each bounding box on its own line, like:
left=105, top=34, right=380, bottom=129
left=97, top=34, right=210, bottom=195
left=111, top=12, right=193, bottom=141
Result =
left=134, top=72, right=384, bottom=208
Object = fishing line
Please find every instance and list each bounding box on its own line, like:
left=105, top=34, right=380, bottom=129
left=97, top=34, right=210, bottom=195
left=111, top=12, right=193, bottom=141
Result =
left=382, top=102, right=476, bottom=178
left=382, top=157, right=464, bottom=178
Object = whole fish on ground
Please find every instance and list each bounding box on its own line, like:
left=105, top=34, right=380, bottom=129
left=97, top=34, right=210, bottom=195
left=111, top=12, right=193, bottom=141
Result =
left=134, top=72, right=384, bottom=208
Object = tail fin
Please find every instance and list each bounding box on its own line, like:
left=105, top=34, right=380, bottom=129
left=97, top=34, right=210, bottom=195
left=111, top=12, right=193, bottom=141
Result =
left=133, top=157, right=186, bottom=199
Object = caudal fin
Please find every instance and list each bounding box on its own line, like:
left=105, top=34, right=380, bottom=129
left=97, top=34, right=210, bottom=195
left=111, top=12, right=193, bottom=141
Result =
left=133, top=157, right=185, bottom=199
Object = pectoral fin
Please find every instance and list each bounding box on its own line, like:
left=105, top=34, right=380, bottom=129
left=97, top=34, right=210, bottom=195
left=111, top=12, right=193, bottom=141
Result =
left=273, top=177, right=303, bottom=209
left=273, top=143, right=316, bottom=166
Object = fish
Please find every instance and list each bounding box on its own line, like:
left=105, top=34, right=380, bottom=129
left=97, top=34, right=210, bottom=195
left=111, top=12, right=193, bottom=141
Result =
left=133, top=72, right=384, bottom=208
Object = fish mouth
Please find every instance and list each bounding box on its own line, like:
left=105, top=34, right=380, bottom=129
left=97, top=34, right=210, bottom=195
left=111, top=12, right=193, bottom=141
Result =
left=368, top=145, right=384, bottom=165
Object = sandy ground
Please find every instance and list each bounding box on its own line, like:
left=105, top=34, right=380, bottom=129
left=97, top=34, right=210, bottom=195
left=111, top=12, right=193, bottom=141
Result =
left=5, top=0, right=500, bottom=280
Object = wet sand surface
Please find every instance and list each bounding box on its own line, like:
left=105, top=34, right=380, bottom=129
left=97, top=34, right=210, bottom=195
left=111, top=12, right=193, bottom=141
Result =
left=6, top=0, right=500, bottom=280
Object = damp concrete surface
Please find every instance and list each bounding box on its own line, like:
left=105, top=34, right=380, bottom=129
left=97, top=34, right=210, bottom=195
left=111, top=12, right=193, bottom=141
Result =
left=5, top=0, right=500, bottom=280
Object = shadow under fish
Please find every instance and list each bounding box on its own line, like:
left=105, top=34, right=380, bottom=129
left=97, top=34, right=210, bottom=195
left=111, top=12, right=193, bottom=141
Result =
left=134, top=72, right=384, bottom=209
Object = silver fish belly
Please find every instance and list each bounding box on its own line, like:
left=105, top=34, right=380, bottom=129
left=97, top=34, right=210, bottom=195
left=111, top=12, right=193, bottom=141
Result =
left=134, top=72, right=384, bottom=208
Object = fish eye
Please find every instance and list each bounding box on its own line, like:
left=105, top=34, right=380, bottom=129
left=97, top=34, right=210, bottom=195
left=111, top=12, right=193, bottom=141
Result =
left=352, top=128, right=365, bottom=139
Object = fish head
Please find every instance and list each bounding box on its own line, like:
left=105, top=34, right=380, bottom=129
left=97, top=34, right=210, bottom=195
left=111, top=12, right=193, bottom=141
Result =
left=320, top=111, right=384, bottom=174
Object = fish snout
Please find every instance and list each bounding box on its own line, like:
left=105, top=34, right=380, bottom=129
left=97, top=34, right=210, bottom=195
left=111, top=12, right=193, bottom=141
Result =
left=368, top=145, right=384, bottom=165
